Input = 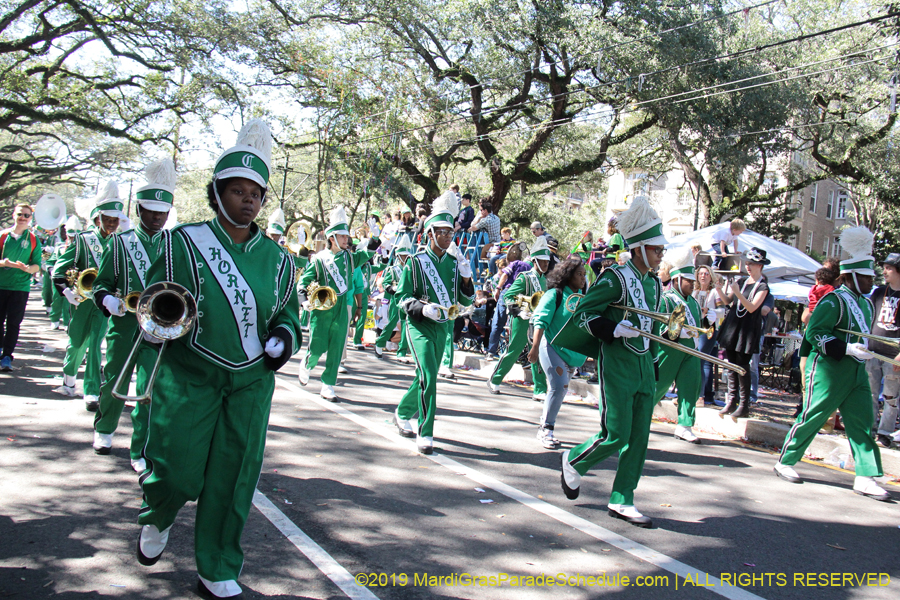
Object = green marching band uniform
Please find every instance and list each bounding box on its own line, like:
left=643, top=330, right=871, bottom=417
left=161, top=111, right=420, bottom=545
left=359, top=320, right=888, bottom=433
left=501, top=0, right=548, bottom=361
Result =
left=353, top=255, right=386, bottom=347
left=136, top=120, right=301, bottom=597
left=46, top=238, right=73, bottom=328
left=90, top=158, right=176, bottom=467
left=298, top=205, right=377, bottom=399
left=374, top=237, right=413, bottom=358
left=775, top=226, right=890, bottom=501
left=552, top=196, right=665, bottom=527
left=52, top=183, right=124, bottom=405
left=652, top=247, right=703, bottom=443
left=488, top=236, right=552, bottom=398
left=393, top=192, right=474, bottom=454
left=37, top=228, right=61, bottom=312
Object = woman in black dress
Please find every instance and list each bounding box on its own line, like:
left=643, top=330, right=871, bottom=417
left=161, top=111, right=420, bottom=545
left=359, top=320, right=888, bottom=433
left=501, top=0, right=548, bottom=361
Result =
left=714, top=247, right=771, bottom=418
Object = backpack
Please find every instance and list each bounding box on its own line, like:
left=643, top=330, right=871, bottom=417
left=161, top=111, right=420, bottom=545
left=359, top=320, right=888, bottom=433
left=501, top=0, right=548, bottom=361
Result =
left=0, top=230, right=37, bottom=263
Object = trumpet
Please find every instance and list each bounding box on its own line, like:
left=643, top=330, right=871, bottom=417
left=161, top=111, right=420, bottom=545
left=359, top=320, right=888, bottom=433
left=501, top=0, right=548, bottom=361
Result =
left=435, top=303, right=475, bottom=320
left=112, top=282, right=198, bottom=403
left=65, top=267, right=98, bottom=302
left=515, top=291, right=544, bottom=313
left=836, top=329, right=900, bottom=367
left=307, top=282, right=337, bottom=310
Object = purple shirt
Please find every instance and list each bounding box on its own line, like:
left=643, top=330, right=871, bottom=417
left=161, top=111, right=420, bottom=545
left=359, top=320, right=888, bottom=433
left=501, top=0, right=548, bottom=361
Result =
left=501, top=260, right=532, bottom=290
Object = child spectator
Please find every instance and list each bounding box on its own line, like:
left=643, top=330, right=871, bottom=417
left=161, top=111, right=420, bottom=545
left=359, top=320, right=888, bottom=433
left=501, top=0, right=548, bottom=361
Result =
left=710, top=219, right=746, bottom=268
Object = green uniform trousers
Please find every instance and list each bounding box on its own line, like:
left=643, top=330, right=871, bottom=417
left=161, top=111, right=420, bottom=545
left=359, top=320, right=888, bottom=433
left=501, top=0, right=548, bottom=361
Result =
left=305, top=295, right=351, bottom=386
left=300, top=307, right=310, bottom=328
left=374, top=299, right=410, bottom=355
left=63, top=301, right=108, bottom=396
left=352, top=288, right=370, bottom=345
left=41, top=270, right=54, bottom=308
left=397, top=321, right=448, bottom=438
left=567, top=344, right=656, bottom=505
left=93, top=316, right=154, bottom=461
left=779, top=353, right=883, bottom=477
left=653, top=347, right=701, bottom=427
left=138, top=342, right=274, bottom=582
left=49, top=288, right=71, bottom=326
left=490, top=316, right=547, bottom=394
left=442, top=321, right=454, bottom=369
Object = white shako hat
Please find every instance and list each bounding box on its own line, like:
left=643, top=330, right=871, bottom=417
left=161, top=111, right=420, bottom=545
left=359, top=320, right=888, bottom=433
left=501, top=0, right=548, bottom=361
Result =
left=64, top=216, right=82, bottom=234
left=92, top=181, right=126, bottom=221
left=136, top=158, right=177, bottom=213
left=424, top=191, right=459, bottom=232
left=530, top=236, right=551, bottom=259
left=394, top=234, right=413, bottom=256
left=666, top=246, right=695, bottom=280
left=839, top=226, right=875, bottom=276
left=267, top=207, right=286, bottom=235
left=618, top=195, right=667, bottom=248
left=213, top=119, right=273, bottom=193
left=325, top=205, right=350, bottom=238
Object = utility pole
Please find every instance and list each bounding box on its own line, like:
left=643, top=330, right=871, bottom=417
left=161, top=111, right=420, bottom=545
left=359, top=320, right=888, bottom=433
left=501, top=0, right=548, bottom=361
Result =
left=280, top=154, right=289, bottom=208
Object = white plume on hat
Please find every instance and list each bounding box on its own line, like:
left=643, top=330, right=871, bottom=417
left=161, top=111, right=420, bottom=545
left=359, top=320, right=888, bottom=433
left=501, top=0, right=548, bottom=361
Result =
left=329, top=205, right=348, bottom=228
left=268, top=207, right=286, bottom=227
left=840, top=226, right=874, bottom=259
left=94, top=180, right=120, bottom=205
left=617, top=195, right=659, bottom=240
left=236, top=119, right=273, bottom=173
left=64, top=215, right=82, bottom=233
left=75, top=196, right=94, bottom=221
left=394, top=235, right=413, bottom=255
left=530, top=236, right=550, bottom=257
left=666, top=246, right=693, bottom=272
left=144, top=158, right=177, bottom=191
left=431, top=191, right=460, bottom=219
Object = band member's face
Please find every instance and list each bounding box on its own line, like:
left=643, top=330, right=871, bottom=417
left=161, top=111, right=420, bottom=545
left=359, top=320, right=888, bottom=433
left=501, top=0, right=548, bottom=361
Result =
left=139, top=207, right=168, bottom=233
left=396, top=254, right=408, bottom=266
left=884, top=264, right=899, bottom=286
left=535, top=258, right=549, bottom=273
left=430, top=227, right=453, bottom=251
left=100, top=214, right=120, bottom=235
left=331, top=233, right=350, bottom=250
left=679, top=276, right=694, bottom=297
left=855, top=274, right=874, bottom=295
left=220, top=178, right=263, bottom=226
left=644, top=245, right=665, bottom=270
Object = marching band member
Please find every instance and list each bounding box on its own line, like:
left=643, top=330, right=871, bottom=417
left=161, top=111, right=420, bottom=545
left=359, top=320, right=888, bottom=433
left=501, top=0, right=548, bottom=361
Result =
left=774, top=227, right=889, bottom=501
left=351, top=253, right=386, bottom=350
left=553, top=196, right=665, bottom=528
left=374, top=237, right=413, bottom=359
left=652, top=247, right=703, bottom=444
left=393, top=192, right=474, bottom=454
left=487, top=236, right=551, bottom=399
left=135, top=120, right=301, bottom=599
left=90, top=159, right=176, bottom=469
left=52, top=183, right=124, bottom=409
left=266, top=207, right=286, bottom=243
left=46, top=217, right=81, bottom=330
left=298, top=206, right=379, bottom=400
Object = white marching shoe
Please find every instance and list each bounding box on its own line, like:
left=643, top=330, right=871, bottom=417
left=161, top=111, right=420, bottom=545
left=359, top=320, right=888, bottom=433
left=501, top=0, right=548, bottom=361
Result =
left=298, top=363, right=310, bottom=386
left=93, top=431, right=113, bottom=455
left=560, top=450, right=581, bottom=499
left=416, top=435, right=434, bottom=455
left=674, top=425, right=701, bottom=444
left=53, top=384, right=77, bottom=397
left=136, top=524, right=171, bottom=566
left=320, top=384, right=337, bottom=401
left=853, top=476, right=890, bottom=501
left=773, top=462, right=802, bottom=483
left=131, top=458, right=147, bottom=473
left=486, top=380, right=500, bottom=394
left=337, top=365, right=348, bottom=374
left=608, top=504, right=653, bottom=528
left=197, top=575, right=242, bottom=599
left=394, top=410, right=415, bottom=438
left=374, top=345, right=384, bottom=358
left=532, top=392, right=547, bottom=402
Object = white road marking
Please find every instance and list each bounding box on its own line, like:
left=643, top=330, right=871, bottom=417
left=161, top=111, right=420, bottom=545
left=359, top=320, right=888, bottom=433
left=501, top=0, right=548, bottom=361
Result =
left=276, top=376, right=767, bottom=600
left=252, top=491, right=380, bottom=600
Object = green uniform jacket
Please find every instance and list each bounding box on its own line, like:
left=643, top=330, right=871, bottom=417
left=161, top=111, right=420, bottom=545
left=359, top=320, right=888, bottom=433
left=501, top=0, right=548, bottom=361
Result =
left=51, top=227, right=108, bottom=293
left=299, top=247, right=374, bottom=299
left=0, top=228, right=42, bottom=291
left=658, top=289, right=702, bottom=351
left=804, top=285, right=874, bottom=364
left=146, top=219, right=301, bottom=372
left=503, top=266, right=546, bottom=315
left=397, top=246, right=474, bottom=333
left=93, top=227, right=165, bottom=314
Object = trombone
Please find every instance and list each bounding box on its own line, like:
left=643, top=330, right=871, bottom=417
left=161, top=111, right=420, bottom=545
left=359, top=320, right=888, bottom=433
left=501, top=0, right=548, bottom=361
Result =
left=565, top=294, right=746, bottom=375
left=836, top=329, right=900, bottom=367
left=112, top=282, right=198, bottom=404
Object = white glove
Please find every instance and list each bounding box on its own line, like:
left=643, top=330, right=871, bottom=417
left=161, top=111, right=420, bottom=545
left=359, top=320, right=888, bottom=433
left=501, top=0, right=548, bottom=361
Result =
left=265, top=337, right=285, bottom=358
left=520, top=310, right=532, bottom=321
left=301, top=301, right=310, bottom=312
left=613, top=320, right=640, bottom=339
left=102, top=295, right=126, bottom=317
left=422, top=303, right=443, bottom=321
left=846, top=342, right=874, bottom=361
left=63, top=287, right=80, bottom=306
left=679, top=327, right=695, bottom=339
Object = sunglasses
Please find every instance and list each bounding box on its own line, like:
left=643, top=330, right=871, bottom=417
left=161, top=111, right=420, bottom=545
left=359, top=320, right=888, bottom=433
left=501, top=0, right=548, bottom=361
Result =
left=16, top=213, right=32, bottom=218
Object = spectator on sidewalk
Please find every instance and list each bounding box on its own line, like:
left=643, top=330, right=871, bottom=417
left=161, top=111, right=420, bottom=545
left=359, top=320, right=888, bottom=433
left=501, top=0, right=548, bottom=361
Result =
left=455, top=194, right=475, bottom=232
left=0, top=203, right=43, bottom=371
left=868, top=253, right=900, bottom=448
left=469, top=201, right=501, bottom=245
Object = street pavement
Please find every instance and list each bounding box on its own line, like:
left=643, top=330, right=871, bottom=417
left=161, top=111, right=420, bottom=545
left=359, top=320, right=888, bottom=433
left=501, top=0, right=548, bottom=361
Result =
left=1, top=294, right=898, bottom=600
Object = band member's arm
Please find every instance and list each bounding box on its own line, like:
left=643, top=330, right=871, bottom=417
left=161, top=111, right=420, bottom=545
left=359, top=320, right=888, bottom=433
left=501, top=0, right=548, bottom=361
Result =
left=265, top=254, right=302, bottom=371
left=51, top=235, right=80, bottom=295
left=396, top=261, right=426, bottom=322
left=92, top=235, right=120, bottom=317
left=803, top=293, right=847, bottom=360
left=573, top=269, right=625, bottom=344
left=503, top=273, right=528, bottom=317
left=297, top=256, right=318, bottom=304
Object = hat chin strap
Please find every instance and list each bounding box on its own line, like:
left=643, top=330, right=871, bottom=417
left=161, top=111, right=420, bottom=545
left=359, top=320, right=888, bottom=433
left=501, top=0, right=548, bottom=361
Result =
left=639, top=245, right=649, bottom=267
left=852, top=272, right=860, bottom=294
left=212, top=175, right=266, bottom=230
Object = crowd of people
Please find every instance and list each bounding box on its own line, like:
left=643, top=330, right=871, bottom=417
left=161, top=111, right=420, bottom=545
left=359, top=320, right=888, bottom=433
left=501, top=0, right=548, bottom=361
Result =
left=3, top=126, right=899, bottom=595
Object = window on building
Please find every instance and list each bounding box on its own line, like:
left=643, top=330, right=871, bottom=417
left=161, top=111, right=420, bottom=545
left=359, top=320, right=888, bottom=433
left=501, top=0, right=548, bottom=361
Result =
left=826, top=190, right=834, bottom=219
left=823, top=238, right=830, bottom=255
left=832, top=242, right=841, bottom=258
left=791, top=191, right=803, bottom=218
left=806, top=232, right=813, bottom=254
left=809, top=184, right=817, bottom=214
left=837, top=191, right=848, bottom=219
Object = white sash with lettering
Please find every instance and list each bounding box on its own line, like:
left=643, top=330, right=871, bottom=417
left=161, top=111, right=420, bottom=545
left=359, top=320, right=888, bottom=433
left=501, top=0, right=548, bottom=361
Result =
left=524, top=270, right=540, bottom=294
left=836, top=288, right=870, bottom=335
left=83, top=232, right=103, bottom=268
left=417, top=253, right=451, bottom=307
left=320, top=251, right=348, bottom=294
left=184, top=226, right=263, bottom=360
left=120, top=231, right=151, bottom=287
left=670, top=292, right=698, bottom=350
left=620, top=264, right=651, bottom=352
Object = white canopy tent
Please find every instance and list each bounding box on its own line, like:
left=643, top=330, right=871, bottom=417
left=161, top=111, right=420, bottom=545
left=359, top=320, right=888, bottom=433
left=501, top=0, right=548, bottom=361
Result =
left=768, top=281, right=812, bottom=304
left=667, top=223, right=823, bottom=285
